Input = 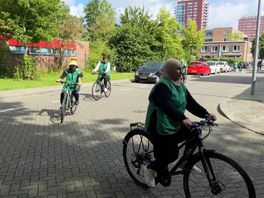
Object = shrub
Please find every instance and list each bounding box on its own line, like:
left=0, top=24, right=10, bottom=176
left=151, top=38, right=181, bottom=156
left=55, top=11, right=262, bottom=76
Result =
left=15, top=55, right=38, bottom=80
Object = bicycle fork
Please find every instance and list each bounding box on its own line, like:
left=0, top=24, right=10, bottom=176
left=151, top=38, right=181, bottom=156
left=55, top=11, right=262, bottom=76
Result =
left=199, top=147, right=222, bottom=195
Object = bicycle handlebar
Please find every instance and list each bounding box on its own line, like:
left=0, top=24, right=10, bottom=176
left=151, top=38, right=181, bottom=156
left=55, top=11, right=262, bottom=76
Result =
left=56, top=80, right=78, bottom=86
left=190, top=119, right=218, bottom=140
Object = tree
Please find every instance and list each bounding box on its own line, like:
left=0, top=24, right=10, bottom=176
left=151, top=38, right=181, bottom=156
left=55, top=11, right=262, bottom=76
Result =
left=0, top=0, right=65, bottom=56
left=251, top=33, right=264, bottom=62
left=56, top=13, right=84, bottom=68
left=83, top=0, right=116, bottom=69
left=109, top=7, right=159, bottom=72
left=83, top=0, right=115, bottom=41
left=182, top=19, right=205, bottom=63
left=155, top=8, right=183, bottom=60
left=227, top=32, right=243, bottom=41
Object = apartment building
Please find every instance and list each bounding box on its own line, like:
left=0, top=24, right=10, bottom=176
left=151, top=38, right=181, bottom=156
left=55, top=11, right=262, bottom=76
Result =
left=201, top=27, right=252, bottom=61
left=238, top=16, right=264, bottom=41
left=175, top=0, right=208, bottom=30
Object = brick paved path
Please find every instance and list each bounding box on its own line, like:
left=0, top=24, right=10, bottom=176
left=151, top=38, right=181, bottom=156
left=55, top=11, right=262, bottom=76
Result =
left=0, top=73, right=263, bottom=197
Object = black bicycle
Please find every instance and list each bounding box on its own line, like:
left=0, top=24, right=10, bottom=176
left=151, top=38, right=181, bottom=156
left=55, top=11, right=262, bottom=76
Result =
left=57, top=81, right=78, bottom=123
left=122, top=120, right=256, bottom=198
left=91, top=73, right=111, bottom=100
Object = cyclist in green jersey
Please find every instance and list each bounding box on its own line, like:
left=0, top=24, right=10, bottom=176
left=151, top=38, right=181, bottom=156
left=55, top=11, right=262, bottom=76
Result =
left=57, top=59, right=83, bottom=105
left=92, top=54, right=111, bottom=92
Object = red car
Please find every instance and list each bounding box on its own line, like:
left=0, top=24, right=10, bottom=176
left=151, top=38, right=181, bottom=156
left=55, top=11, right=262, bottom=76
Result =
left=187, top=61, right=211, bottom=76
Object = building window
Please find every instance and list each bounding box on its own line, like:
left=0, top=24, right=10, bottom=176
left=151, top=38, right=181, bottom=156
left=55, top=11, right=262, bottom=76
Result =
left=201, top=46, right=208, bottom=52
left=222, top=46, right=229, bottom=52
left=211, top=46, right=218, bottom=52
left=233, top=45, right=240, bottom=52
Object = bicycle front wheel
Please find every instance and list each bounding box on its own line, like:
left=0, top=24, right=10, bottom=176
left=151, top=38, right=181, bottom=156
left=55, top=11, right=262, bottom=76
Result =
left=183, top=151, right=256, bottom=198
left=123, top=129, right=154, bottom=188
left=61, top=93, right=68, bottom=123
left=70, top=102, right=77, bottom=114
left=91, top=82, right=101, bottom=100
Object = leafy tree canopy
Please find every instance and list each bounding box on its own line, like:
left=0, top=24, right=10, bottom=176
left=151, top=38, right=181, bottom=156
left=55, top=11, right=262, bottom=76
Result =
left=155, top=8, right=183, bottom=60
left=0, top=0, right=66, bottom=49
left=251, top=33, right=264, bottom=60
left=182, top=19, right=205, bottom=63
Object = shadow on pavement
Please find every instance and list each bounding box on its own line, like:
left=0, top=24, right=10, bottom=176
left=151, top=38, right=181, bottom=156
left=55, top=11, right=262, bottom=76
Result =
left=38, top=108, right=62, bottom=124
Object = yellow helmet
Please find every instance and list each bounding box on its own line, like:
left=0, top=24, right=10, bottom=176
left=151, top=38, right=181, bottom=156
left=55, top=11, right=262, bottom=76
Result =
left=69, top=59, right=78, bottom=67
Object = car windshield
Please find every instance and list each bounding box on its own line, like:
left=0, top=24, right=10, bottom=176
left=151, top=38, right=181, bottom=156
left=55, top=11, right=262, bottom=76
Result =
left=217, top=62, right=224, bottom=65
left=141, top=62, right=163, bottom=70
left=206, top=62, right=216, bottom=66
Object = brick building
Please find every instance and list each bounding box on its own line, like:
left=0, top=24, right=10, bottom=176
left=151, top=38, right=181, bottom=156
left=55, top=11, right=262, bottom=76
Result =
left=201, top=27, right=252, bottom=62
left=175, top=0, right=208, bottom=30
left=0, top=36, right=89, bottom=70
left=238, top=16, right=264, bottom=41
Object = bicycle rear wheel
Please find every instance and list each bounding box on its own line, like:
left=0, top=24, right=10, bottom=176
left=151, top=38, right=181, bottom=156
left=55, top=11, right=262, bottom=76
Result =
left=183, top=151, right=256, bottom=198
left=61, top=93, right=68, bottom=123
left=123, top=129, right=154, bottom=188
left=91, top=82, right=102, bottom=100
left=104, top=80, right=111, bottom=97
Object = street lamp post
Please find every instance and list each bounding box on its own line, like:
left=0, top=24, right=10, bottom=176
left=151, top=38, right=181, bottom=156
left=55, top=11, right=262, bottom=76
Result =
left=251, top=0, right=262, bottom=95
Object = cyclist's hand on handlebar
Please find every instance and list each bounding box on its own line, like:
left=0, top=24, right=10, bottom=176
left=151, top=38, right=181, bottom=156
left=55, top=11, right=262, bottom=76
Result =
left=56, top=78, right=62, bottom=82
left=183, top=118, right=193, bottom=129
left=206, top=114, right=217, bottom=122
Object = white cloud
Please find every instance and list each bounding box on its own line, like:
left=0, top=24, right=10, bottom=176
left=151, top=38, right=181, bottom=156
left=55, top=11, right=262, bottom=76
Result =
left=62, top=0, right=85, bottom=17
left=208, top=2, right=247, bottom=29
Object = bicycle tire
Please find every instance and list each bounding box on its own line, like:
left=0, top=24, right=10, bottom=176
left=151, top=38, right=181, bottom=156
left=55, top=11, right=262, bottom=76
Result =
left=123, top=128, right=154, bottom=188
left=91, top=82, right=101, bottom=101
left=104, top=80, right=111, bottom=97
left=61, top=93, right=68, bottom=123
left=183, top=151, right=256, bottom=198
left=70, top=103, right=77, bottom=115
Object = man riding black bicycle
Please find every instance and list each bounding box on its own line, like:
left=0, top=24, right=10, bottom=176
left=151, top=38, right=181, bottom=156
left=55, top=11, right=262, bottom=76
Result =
left=92, top=54, right=111, bottom=92
left=144, top=58, right=216, bottom=187
left=57, top=59, right=83, bottom=105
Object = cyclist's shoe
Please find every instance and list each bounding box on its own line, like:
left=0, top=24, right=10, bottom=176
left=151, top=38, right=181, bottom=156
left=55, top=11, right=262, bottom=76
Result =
left=158, top=168, right=171, bottom=187
left=75, top=100, right=80, bottom=105
left=104, top=87, right=107, bottom=92
left=144, top=164, right=157, bottom=187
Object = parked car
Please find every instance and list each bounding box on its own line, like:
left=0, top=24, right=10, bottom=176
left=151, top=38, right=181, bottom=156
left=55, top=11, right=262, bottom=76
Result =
left=187, top=61, right=211, bottom=76
left=217, top=61, right=231, bottom=72
left=206, top=61, right=220, bottom=74
left=134, top=61, right=164, bottom=83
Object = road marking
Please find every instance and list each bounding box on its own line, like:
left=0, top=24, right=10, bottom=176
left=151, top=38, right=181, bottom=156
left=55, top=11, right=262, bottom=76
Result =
left=0, top=106, right=27, bottom=113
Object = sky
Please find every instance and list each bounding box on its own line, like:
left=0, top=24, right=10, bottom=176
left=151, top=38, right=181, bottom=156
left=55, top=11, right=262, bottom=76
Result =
left=63, top=0, right=264, bottom=29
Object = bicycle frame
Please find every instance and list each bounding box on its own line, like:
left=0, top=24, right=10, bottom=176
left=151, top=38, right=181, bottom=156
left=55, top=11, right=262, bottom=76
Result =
left=129, top=122, right=218, bottom=188
left=62, top=82, right=76, bottom=109
left=168, top=126, right=220, bottom=193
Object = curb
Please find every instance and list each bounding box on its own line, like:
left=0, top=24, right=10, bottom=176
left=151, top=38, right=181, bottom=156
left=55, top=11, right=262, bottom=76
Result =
left=219, top=100, right=264, bottom=136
